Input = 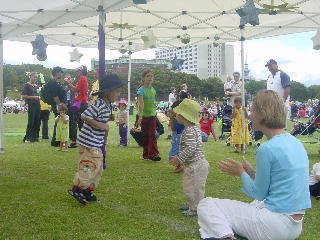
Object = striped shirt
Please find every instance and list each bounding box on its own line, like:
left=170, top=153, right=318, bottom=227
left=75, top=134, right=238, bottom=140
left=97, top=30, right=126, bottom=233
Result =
left=177, top=125, right=206, bottom=165
left=116, top=110, right=127, bottom=124
left=77, top=98, right=111, bottom=149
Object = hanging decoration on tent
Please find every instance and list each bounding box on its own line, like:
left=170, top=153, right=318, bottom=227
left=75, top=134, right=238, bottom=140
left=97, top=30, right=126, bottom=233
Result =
left=311, top=29, right=320, bottom=50
left=141, top=30, right=157, bottom=48
left=119, top=45, right=127, bottom=54
left=180, top=34, right=191, bottom=44
left=31, top=35, right=48, bottom=61
left=170, top=55, right=185, bottom=71
left=69, top=48, right=83, bottom=62
left=254, top=0, right=299, bottom=15
left=236, top=0, right=260, bottom=28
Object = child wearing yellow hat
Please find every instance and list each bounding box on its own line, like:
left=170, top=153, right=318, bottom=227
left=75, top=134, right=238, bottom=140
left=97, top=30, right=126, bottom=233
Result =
left=170, top=99, right=210, bottom=216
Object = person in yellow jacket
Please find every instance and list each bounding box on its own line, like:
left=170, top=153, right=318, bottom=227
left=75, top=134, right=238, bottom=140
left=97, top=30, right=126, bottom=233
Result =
left=40, top=99, right=51, bottom=139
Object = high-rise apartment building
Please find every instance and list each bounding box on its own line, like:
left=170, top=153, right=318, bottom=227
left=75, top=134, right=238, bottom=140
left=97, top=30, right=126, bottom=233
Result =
left=155, top=43, right=234, bottom=80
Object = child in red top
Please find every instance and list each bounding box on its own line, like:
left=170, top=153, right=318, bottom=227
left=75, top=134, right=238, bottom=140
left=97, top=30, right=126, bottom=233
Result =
left=199, top=111, right=217, bottom=142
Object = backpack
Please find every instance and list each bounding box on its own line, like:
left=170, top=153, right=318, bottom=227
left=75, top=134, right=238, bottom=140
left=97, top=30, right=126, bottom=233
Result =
left=41, top=82, right=54, bottom=105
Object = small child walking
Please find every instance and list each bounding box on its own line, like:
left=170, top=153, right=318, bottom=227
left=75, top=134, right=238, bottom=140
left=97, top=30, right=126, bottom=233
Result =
left=68, top=74, right=123, bottom=205
left=55, top=103, right=69, bottom=152
left=116, top=99, right=128, bottom=146
left=168, top=100, right=184, bottom=173
left=230, top=97, right=249, bottom=153
left=199, top=111, right=217, bottom=142
left=169, top=99, right=210, bottom=217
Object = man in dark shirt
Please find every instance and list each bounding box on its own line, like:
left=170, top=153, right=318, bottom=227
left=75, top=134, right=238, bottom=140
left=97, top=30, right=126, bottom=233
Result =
left=21, top=72, right=40, bottom=142
left=48, top=66, right=66, bottom=146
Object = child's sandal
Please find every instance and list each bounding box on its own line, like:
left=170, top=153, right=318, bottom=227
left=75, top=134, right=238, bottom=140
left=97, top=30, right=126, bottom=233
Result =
left=68, top=189, right=88, bottom=205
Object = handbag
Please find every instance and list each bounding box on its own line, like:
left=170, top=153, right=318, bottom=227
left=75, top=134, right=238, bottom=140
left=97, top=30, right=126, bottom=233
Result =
left=70, top=100, right=81, bottom=113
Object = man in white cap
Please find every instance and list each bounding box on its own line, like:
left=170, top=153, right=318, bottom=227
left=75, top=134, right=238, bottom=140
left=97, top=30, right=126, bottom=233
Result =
left=265, top=59, right=291, bottom=103
left=265, top=59, right=291, bottom=126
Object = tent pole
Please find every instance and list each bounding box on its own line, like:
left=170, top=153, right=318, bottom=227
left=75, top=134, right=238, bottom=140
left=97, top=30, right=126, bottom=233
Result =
left=0, top=22, right=4, bottom=153
left=98, top=5, right=106, bottom=81
left=240, top=29, right=246, bottom=153
left=127, top=53, right=132, bottom=145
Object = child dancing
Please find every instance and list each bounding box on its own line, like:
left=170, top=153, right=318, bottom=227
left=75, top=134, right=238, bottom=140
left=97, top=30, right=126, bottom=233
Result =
left=116, top=99, right=128, bottom=146
left=231, top=97, right=249, bottom=153
left=68, top=74, right=123, bottom=205
left=170, top=99, right=210, bottom=216
left=55, top=103, right=69, bottom=152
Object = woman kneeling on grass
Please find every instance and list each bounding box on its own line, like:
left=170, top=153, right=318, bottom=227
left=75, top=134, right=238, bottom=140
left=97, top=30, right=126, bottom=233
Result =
left=197, top=90, right=311, bottom=240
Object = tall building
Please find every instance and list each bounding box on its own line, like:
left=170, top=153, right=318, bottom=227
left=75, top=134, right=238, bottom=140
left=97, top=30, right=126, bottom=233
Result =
left=91, top=56, right=170, bottom=75
left=155, top=43, right=234, bottom=80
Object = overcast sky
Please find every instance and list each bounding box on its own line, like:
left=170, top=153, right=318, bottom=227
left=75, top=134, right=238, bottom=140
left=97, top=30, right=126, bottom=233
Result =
left=3, top=31, right=320, bottom=85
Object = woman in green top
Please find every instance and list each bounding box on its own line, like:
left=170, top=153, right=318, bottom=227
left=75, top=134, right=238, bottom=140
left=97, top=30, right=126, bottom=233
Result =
left=136, top=70, right=161, bottom=161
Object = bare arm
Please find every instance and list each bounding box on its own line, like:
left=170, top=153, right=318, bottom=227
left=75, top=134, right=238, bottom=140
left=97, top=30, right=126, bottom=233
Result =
left=53, top=96, right=61, bottom=105
left=211, top=121, right=217, bottom=141
left=283, top=86, right=290, bottom=101
left=137, top=95, right=144, bottom=126
left=315, top=175, right=320, bottom=181
left=21, top=95, right=40, bottom=101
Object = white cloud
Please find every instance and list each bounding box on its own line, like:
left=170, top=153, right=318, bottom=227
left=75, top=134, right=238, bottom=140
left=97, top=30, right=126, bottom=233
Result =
left=231, top=39, right=320, bottom=83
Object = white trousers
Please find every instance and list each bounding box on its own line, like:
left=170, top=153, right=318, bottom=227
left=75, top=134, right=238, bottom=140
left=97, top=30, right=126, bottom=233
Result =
left=197, top=198, right=303, bottom=240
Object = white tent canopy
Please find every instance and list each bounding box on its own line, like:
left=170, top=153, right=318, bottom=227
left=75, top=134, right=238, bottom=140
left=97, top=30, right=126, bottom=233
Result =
left=2, top=0, right=320, bottom=50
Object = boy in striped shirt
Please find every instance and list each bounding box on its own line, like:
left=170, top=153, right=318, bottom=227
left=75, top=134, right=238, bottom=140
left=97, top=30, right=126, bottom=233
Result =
left=170, top=99, right=210, bottom=216
left=68, top=74, right=124, bottom=205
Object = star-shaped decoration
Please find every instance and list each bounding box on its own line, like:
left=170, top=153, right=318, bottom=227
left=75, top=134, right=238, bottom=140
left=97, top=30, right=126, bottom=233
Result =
left=312, top=29, right=320, bottom=50
left=69, top=48, right=83, bottom=62
left=170, top=55, right=185, bottom=71
left=31, top=35, right=48, bottom=61
left=236, top=0, right=260, bottom=28
left=141, top=30, right=157, bottom=49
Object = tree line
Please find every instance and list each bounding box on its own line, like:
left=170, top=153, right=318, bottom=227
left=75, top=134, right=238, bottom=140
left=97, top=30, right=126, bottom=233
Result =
left=3, top=64, right=319, bottom=102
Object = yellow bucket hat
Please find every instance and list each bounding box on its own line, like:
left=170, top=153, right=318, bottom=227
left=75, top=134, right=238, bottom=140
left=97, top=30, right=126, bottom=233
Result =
left=173, top=99, right=201, bottom=124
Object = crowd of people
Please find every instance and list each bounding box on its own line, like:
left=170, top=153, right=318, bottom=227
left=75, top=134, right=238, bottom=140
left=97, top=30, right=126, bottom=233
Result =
left=16, top=59, right=319, bottom=240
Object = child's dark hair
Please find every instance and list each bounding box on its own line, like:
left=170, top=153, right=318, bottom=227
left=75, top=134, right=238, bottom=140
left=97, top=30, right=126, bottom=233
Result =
left=58, top=103, right=68, bottom=112
left=201, top=111, right=210, bottom=116
left=234, top=97, right=242, bottom=104
left=171, top=99, right=182, bottom=109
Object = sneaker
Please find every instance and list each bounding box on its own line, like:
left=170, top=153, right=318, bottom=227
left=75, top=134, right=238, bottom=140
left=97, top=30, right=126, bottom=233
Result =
left=68, top=142, right=77, bottom=148
left=316, top=195, right=320, bottom=200
left=179, top=205, right=189, bottom=211
left=150, top=156, right=161, bottom=161
left=67, top=187, right=88, bottom=205
left=182, top=209, right=197, bottom=217
left=24, top=140, right=31, bottom=143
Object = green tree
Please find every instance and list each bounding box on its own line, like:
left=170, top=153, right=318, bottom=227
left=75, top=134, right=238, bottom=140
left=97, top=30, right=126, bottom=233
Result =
left=290, top=81, right=309, bottom=101
left=245, top=80, right=266, bottom=96
left=200, top=77, right=224, bottom=100
left=307, top=85, right=320, bottom=99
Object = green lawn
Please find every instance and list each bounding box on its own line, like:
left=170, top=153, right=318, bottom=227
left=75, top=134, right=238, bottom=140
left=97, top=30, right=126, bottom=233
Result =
left=0, top=113, right=319, bottom=240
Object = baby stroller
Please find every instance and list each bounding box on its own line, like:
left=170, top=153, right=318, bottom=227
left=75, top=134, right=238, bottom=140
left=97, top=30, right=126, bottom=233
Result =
left=291, top=103, right=320, bottom=153
left=219, top=105, right=232, bottom=144
left=248, top=119, right=263, bottom=147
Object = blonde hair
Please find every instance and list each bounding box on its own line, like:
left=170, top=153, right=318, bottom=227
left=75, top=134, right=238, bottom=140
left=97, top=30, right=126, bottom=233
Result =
left=226, top=75, right=232, bottom=82
left=181, top=83, right=187, bottom=90
left=252, top=90, right=285, bottom=129
left=27, top=72, right=37, bottom=78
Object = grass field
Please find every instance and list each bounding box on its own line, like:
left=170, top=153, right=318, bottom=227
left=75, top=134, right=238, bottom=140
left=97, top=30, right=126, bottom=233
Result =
left=0, top=112, right=319, bottom=240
